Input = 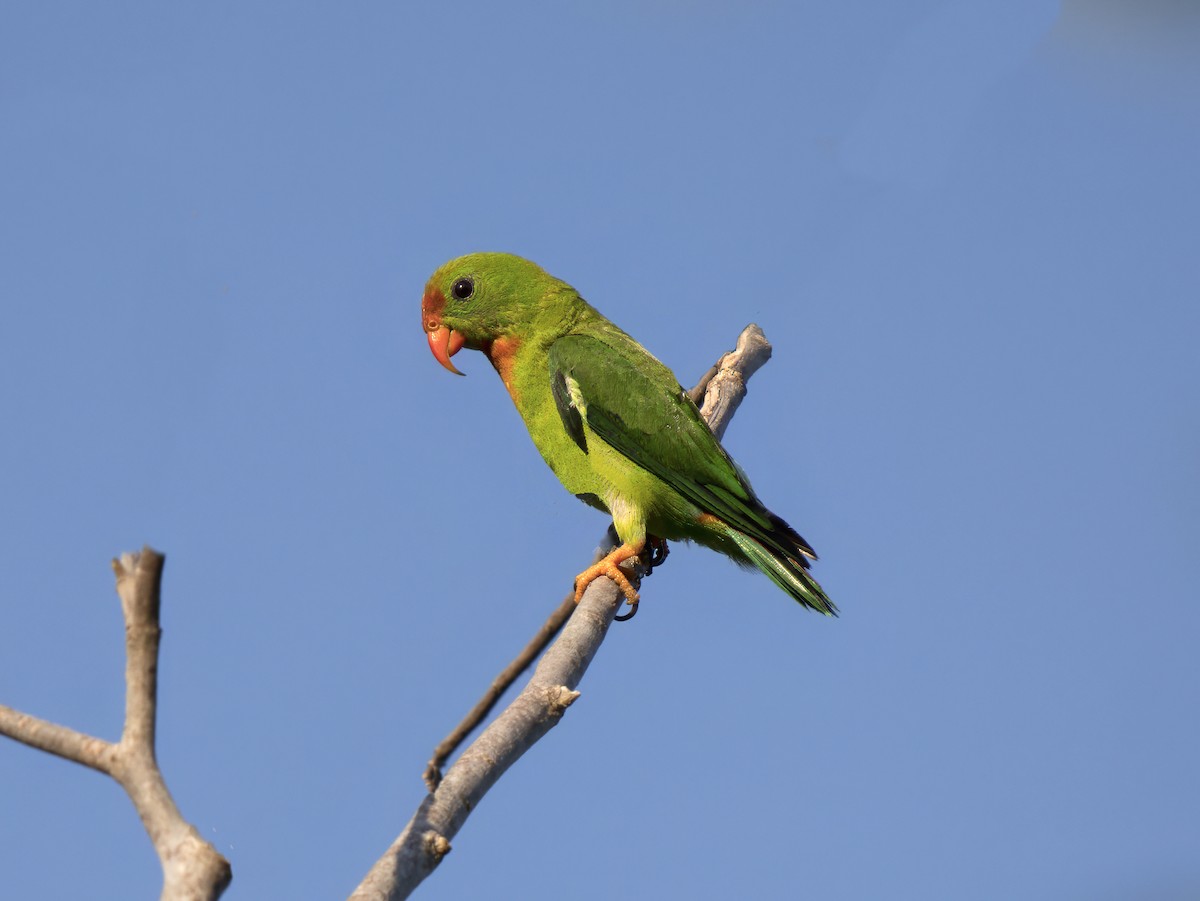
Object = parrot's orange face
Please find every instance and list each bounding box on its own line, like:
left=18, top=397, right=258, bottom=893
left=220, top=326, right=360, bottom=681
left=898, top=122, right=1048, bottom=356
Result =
left=422, top=252, right=596, bottom=392
left=421, top=281, right=467, bottom=376
left=422, top=255, right=544, bottom=377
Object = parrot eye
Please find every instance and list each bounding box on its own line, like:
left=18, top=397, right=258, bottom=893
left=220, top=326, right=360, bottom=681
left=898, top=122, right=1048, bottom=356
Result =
left=451, top=277, right=475, bottom=300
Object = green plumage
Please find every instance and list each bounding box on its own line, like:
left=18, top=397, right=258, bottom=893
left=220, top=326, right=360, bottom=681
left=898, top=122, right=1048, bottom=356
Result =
left=422, top=252, right=835, bottom=615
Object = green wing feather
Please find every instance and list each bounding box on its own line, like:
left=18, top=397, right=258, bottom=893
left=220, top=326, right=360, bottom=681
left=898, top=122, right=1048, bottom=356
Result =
left=547, top=333, right=836, bottom=615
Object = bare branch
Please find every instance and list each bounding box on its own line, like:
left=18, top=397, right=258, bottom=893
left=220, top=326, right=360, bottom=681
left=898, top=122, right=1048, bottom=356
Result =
left=0, top=547, right=231, bottom=901
left=117, top=548, right=164, bottom=752
left=699, top=323, right=771, bottom=441
left=0, top=706, right=117, bottom=773
left=352, top=323, right=772, bottom=900
left=422, top=591, right=579, bottom=792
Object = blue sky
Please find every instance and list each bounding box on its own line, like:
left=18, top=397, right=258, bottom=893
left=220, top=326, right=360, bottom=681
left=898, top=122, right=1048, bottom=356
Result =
left=2, top=2, right=1198, bottom=898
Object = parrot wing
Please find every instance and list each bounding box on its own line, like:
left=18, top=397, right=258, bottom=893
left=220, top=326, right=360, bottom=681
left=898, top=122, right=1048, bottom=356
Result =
left=546, top=333, right=816, bottom=564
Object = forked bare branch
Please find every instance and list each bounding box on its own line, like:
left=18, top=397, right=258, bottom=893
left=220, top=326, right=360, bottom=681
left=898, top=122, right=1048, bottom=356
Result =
left=0, top=549, right=232, bottom=901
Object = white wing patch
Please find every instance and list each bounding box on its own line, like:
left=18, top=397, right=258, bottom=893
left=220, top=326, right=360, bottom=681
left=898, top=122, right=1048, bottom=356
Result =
left=564, top=373, right=588, bottom=419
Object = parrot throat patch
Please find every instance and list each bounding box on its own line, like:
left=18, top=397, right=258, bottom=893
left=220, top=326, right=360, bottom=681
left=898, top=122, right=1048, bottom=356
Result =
left=483, top=336, right=523, bottom=401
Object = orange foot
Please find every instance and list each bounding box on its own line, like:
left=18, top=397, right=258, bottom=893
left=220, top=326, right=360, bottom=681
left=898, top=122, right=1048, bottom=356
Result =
left=574, top=540, right=645, bottom=607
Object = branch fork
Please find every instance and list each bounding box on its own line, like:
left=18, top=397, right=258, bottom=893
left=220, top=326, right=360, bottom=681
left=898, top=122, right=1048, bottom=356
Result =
left=0, top=549, right=231, bottom=901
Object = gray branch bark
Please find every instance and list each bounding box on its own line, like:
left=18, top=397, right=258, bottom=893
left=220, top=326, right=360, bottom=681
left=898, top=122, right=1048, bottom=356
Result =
left=350, top=324, right=773, bottom=900
left=0, top=548, right=232, bottom=901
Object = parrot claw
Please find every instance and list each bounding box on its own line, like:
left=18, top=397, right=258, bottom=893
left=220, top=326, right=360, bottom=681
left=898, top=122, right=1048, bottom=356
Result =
left=614, top=597, right=639, bottom=621
left=643, top=536, right=669, bottom=572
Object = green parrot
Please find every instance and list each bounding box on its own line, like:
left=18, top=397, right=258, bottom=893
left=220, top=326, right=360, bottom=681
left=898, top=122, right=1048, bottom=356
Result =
left=421, top=252, right=835, bottom=618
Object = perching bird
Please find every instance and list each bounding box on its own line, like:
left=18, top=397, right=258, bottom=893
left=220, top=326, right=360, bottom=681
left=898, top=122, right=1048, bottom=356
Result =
left=421, top=252, right=835, bottom=618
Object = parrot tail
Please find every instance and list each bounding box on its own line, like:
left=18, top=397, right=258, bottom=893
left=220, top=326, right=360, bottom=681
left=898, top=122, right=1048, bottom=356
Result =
left=725, top=527, right=838, bottom=616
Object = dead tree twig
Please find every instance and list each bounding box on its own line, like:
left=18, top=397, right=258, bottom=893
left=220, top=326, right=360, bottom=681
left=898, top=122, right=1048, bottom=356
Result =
left=422, top=590, right=578, bottom=792
left=0, top=548, right=232, bottom=901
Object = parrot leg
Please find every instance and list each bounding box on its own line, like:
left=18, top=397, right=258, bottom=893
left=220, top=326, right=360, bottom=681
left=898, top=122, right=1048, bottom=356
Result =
left=574, top=540, right=645, bottom=616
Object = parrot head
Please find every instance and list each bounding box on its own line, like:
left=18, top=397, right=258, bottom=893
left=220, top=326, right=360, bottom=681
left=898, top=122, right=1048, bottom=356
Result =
left=421, top=252, right=570, bottom=375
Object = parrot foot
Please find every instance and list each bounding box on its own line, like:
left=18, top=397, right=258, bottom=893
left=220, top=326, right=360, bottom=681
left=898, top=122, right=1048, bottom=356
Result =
left=611, top=537, right=669, bottom=621
left=574, top=541, right=643, bottom=621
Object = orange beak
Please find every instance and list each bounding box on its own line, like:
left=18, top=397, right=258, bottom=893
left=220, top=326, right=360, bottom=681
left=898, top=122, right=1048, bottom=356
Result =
left=426, top=324, right=466, bottom=376
left=422, top=284, right=467, bottom=375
